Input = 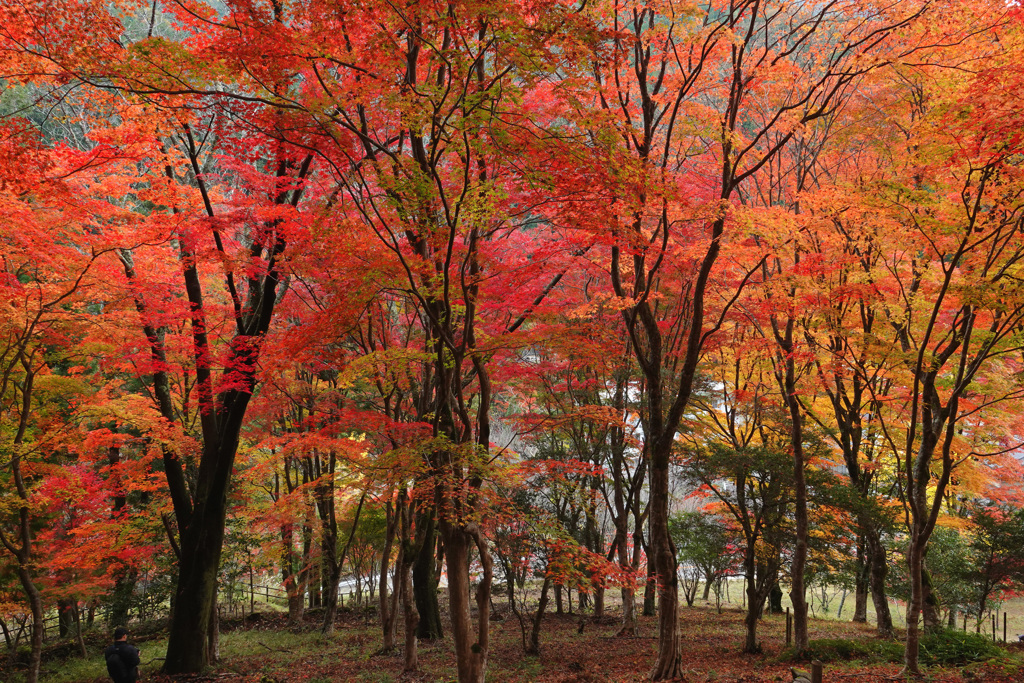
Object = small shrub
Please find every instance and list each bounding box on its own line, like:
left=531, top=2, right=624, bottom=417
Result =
left=918, top=629, right=1003, bottom=666
left=780, top=637, right=901, bottom=663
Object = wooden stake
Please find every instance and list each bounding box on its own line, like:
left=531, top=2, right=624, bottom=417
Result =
left=811, top=660, right=823, bottom=683
left=786, top=607, right=792, bottom=646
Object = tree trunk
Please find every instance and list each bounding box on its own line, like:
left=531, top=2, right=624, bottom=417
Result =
left=413, top=510, right=443, bottom=640
left=904, top=531, right=929, bottom=676
left=73, top=604, right=86, bottom=658
left=163, top=479, right=231, bottom=673
left=320, top=537, right=339, bottom=633
left=440, top=521, right=491, bottom=683
left=743, top=552, right=760, bottom=654
left=308, top=558, right=321, bottom=610
left=380, top=501, right=399, bottom=652
left=776, top=335, right=810, bottom=656
left=527, top=576, right=552, bottom=655
left=853, top=536, right=869, bottom=623
left=616, top=520, right=637, bottom=637
left=648, top=448, right=682, bottom=680
left=400, top=496, right=419, bottom=673
left=20, top=567, right=43, bottom=683
left=402, top=549, right=419, bottom=672
left=642, top=551, right=657, bottom=617
left=769, top=583, right=783, bottom=614
left=922, top=563, right=941, bottom=634
left=867, top=532, right=893, bottom=638
left=58, top=599, right=73, bottom=638
left=109, top=568, right=139, bottom=628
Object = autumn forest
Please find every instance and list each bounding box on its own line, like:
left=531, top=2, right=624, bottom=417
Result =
left=2, top=1, right=1024, bottom=681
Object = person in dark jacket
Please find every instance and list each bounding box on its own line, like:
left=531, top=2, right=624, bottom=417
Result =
left=104, top=627, right=140, bottom=683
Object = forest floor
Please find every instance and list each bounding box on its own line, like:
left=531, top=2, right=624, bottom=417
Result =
left=17, top=598, right=1024, bottom=683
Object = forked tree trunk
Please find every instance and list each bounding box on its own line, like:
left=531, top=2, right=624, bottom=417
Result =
left=527, top=576, right=552, bottom=655
left=440, top=521, right=492, bottom=683
left=413, top=510, right=443, bottom=640
left=163, top=463, right=234, bottom=673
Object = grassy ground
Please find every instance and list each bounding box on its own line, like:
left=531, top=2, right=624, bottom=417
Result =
left=8, top=592, right=1024, bottom=683
left=707, top=578, right=1024, bottom=640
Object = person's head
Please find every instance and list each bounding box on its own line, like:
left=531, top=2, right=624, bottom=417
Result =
left=113, top=627, right=129, bottom=642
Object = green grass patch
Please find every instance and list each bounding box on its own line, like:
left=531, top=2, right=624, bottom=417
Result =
left=781, top=630, right=1009, bottom=668
left=780, top=637, right=903, bottom=664
left=918, top=629, right=1003, bottom=666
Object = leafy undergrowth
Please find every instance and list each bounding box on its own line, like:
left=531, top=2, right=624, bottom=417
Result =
left=784, top=630, right=1008, bottom=662
left=18, top=605, right=1024, bottom=683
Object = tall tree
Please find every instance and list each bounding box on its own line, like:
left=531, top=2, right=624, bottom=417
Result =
left=556, top=2, right=929, bottom=675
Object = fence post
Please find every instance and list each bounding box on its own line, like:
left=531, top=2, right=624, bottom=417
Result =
left=811, top=661, right=823, bottom=683
left=992, top=612, right=996, bottom=642
left=1003, top=612, right=1007, bottom=643
left=786, top=607, right=792, bottom=646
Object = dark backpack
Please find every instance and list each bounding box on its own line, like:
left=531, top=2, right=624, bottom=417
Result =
left=105, top=645, right=130, bottom=682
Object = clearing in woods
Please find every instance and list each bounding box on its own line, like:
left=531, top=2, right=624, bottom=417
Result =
left=19, top=590, right=1024, bottom=683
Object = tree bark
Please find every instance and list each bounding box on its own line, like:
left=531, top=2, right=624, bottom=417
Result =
left=127, top=149, right=312, bottom=674
left=413, top=509, right=443, bottom=640
left=399, top=495, right=419, bottom=672
left=773, top=314, right=810, bottom=656
left=58, top=599, right=73, bottom=638
left=19, top=566, right=43, bottom=683
left=922, top=563, right=941, bottom=634
left=642, top=550, right=657, bottom=617
left=743, top=549, right=760, bottom=654
left=853, top=537, right=869, bottom=623
left=72, top=604, right=86, bottom=658
left=527, top=576, right=552, bottom=655
left=280, top=521, right=305, bottom=626
left=867, top=532, right=893, bottom=637
left=380, top=500, right=400, bottom=652
left=615, top=518, right=637, bottom=636
left=648, top=442, right=683, bottom=680
left=441, top=521, right=491, bottom=683
left=905, top=533, right=927, bottom=675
